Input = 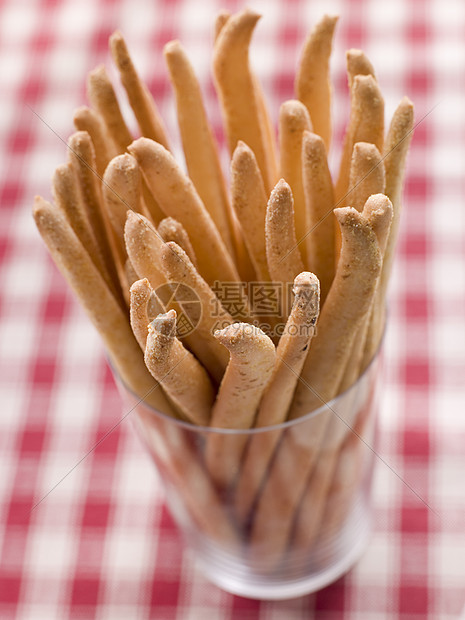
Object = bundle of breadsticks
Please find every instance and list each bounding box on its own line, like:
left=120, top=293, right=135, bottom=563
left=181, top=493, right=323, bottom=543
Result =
left=33, top=9, right=413, bottom=569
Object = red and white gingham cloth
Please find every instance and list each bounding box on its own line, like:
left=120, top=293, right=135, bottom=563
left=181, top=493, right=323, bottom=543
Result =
left=1, top=0, right=465, bottom=617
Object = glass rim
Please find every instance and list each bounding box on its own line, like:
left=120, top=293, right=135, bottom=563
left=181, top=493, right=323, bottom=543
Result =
left=113, top=320, right=386, bottom=436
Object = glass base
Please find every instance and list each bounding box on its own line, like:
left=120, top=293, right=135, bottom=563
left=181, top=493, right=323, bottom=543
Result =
left=195, top=512, right=372, bottom=600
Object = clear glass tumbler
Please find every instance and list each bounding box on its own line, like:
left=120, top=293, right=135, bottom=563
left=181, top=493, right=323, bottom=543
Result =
left=115, top=347, right=382, bottom=600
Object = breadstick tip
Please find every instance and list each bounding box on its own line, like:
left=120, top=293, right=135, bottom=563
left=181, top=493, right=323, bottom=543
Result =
left=394, top=96, right=415, bottom=125
left=302, top=130, right=326, bottom=157
left=293, top=271, right=319, bottom=292
left=346, top=48, right=363, bottom=59
left=130, top=277, right=152, bottom=297
left=274, top=177, right=291, bottom=193
left=33, top=195, right=50, bottom=219
left=67, top=130, right=89, bottom=147
left=145, top=311, right=177, bottom=363
left=160, top=240, right=185, bottom=264
left=73, top=105, right=88, bottom=120
left=214, top=7, right=261, bottom=54
left=163, top=39, right=183, bottom=57
left=400, top=95, right=414, bottom=110
left=214, top=321, right=253, bottom=347
left=231, top=140, right=257, bottom=172
left=148, top=309, right=177, bottom=338
left=280, top=99, right=308, bottom=117
left=52, top=162, right=71, bottom=188
left=125, top=208, right=139, bottom=226
left=352, top=141, right=380, bottom=159
left=237, top=6, right=262, bottom=23
left=158, top=216, right=177, bottom=232
left=214, top=10, right=231, bottom=40
left=362, top=194, right=393, bottom=253
left=279, top=99, right=311, bottom=125
left=346, top=48, right=376, bottom=80
left=234, top=139, right=249, bottom=155
left=214, top=322, right=274, bottom=356
left=128, top=136, right=169, bottom=163
left=105, top=152, right=138, bottom=174
left=352, top=73, right=378, bottom=97
left=124, top=209, right=158, bottom=241
left=323, top=13, right=339, bottom=23
left=292, top=271, right=320, bottom=322
left=333, top=205, right=361, bottom=227
left=109, top=29, right=123, bottom=46
left=216, top=9, right=231, bottom=20
left=88, top=64, right=107, bottom=83
left=310, top=13, right=338, bottom=36
left=269, top=178, right=292, bottom=208
left=362, top=193, right=393, bottom=221
left=109, top=31, right=131, bottom=68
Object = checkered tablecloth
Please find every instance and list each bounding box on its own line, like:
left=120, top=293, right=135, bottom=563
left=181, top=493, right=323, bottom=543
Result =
left=1, top=0, right=465, bottom=618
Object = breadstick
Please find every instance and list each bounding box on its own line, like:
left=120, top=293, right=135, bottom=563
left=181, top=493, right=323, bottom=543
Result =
left=214, top=10, right=230, bottom=40
left=125, top=258, right=140, bottom=291
left=290, top=207, right=382, bottom=417
left=302, top=131, right=336, bottom=303
left=157, top=217, right=197, bottom=267
left=249, top=208, right=382, bottom=568
left=214, top=9, right=264, bottom=282
left=137, top=404, right=239, bottom=546
left=164, top=40, right=235, bottom=256
left=231, top=141, right=270, bottom=282
left=346, top=49, right=376, bottom=89
left=249, top=412, right=329, bottom=569
left=124, top=210, right=166, bottom=292
left=128, top=137, right=240, bottom=286
left=295, top=14, right=338, bottom=151
left=234, top=272, right=320, bottom=522
left=339, top=194, right=392, bottom=391
left=67, top=131, right=123, bottom=304
left=213, top=8, right=274, bottom=191
left=265, top=180, right=304, bottom=308
left=87, top=64, right=133, bottom=153
left=33, top=196, right=174, bottom=414
left=205, top=323, right=276, bottom=488
left=52, top=162, right=112, bottom=294
left=296, top=198, right=392, bottom=551
left=110, top=30, right=170, bottom=150
left=291, top=443, right=341, bottom=551
left=378, top=96, right=414, bottom=302
left=293, top=203, right=390, bottom=549
left=335, top=74, right=385, bottom=203
left=316, top=390, right=375, bottom=543
left=160, top=241, right=234, bottom=382
left=292, top=341, right=378, bottom=551
left=139, top=182, right=165, bottom=225
left=254, top=74, right=279, bottom=189
left=361, top=100, right=414, bottom=369
left=130, top=278, right=155, bottom=350
left=258, top=272, right=320, bottom=426
left=278, top=100, right=312, bottom=265
left=214, top=9, right=278, bottom=201
left=347, top=142, right=385, bottom=213
left=102, top=153, right=146, bottom=264
left=145, top=310, right=214, bottom=426
left=73, top=106, right=117, bottom=175
left=217, top=9, right=278, bottom=187
left=209, top=322, right=276, bottom=428
left=96, top=131, right=163, bottom=232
